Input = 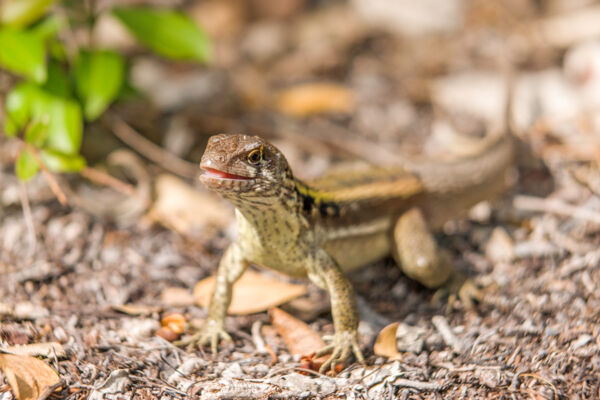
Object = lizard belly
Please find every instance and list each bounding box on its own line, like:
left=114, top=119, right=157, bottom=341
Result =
left=323, top=232, right=391, bottom=272
left=237, top=235, right=310, bottom=277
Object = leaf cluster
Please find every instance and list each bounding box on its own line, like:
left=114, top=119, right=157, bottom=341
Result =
left=0, top=0, right=210, bottom=181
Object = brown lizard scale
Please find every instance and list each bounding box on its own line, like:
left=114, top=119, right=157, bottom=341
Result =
left=179, top=131, right=514, bottom=373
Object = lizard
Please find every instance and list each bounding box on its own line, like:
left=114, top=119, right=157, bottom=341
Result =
left=180, top=128, right=514, bottom=373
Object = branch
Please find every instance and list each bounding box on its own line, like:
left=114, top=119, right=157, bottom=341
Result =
left=105, top=113, right=198, bottom=179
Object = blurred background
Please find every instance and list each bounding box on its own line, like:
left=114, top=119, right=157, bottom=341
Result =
left=2, top=0, right=600, bottom=190
left=1, top=1, right=600, bottom=398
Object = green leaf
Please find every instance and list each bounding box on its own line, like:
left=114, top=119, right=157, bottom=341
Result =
left=75, top=49, right=124, bottom=120
left=39, top=96, right=82, bottom=155
left=3, top=82, right=82, bottom=154
left=0, top=28, right=46, bottom=83
left=24, top=116, right=49, bottom=147
left=113, top=7, right=210, bottom=62
left=16, top=149, right=40, bottom=181
left=48, top=39, right=67, bottom=61
left=0, top=0, right=56, bottom=28
left=42, top=59, right=71, bottom=98
left=40, top=148, right=85, bottom=172
left=3, top=82, right=40, bottom=136
left=30, top=14, right=63, bottom=41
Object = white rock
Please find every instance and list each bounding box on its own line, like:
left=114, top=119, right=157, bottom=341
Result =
left=352, top=0, right=464, bottom=36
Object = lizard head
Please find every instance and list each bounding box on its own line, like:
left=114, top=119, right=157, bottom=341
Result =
left=200, top=134, right=293, bottom=200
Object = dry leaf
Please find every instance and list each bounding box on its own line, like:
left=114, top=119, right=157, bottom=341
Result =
left=269, top=308, right=325, bottom=356
left=485, top=227, right=514, bottom=263
left=111, top=304, right=161, bottom=316
left=0, top=353, right=60, bottom=400
left=155, top=327, right=179, bottom=342
left=1, top=342, right=66, bottom=358
left=276, top=83, right=355, bottom=117
left=146, top=174, right=232, bottom=236
left=373, top=322, right=403, bottom=360
left=194, top=270, right=307, bottom=315
left=88, top=369, right=130, bottom=400
left=161, top=313, right=186, bottom=334
left=160, top=287, right=195, bottom=307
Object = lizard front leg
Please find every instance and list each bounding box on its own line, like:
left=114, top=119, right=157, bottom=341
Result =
left=393, top=207, right=481, bottom=306
left=309, top=250, right=364, bottom=373
left=176, top=243, right=247, bottom=352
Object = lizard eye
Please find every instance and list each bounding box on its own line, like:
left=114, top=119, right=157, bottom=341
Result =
left=247, top=148, right=263, bottom=165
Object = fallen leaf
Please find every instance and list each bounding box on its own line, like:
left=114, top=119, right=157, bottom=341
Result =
left=269, top=307, right=326, bottom=356
left=146, top=174, right=232, bottom=236
left=1, top=342, right=66, bottom=358
left=276, top=83, right=355, bottom=117
left=373, top=322, right=403, bottom=360
left=0, top=353, right=60, bottom=400
left=156, top=327, right=179, bottom=342
left=160, top=287, right=195, bottom=307
left=161, top=313, right=186, bottom=334
left=194, top=270, right=307, bottom=315
left=88, top=369, right=130, bottom=400
left=111, top=304, right=161, bottom=316
left=485, top=227, right=514, bottom=263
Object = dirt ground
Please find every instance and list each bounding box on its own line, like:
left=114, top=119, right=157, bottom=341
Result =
left=2, top=0, right=600, bottom=399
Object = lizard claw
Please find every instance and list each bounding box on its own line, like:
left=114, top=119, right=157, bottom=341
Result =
left=174, top=320, right=231, bottom=353
left=432, top=271, right=483, bottom=311
left=315, top=331, right=364, bottom=374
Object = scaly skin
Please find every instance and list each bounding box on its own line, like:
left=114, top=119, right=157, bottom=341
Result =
left=178, top=132, right=514, bottom=373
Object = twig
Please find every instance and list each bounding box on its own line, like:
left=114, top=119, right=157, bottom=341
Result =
left=26, top=145, right=68, bottom=206
left=251, top=321, right=267, bottom=354
left=391, top=377, right=443, bottom=391
left=37, top=379, right=64, bottom=400
left=514, top=195, right=600, bottom=225
left=431, top=315, right=465, bottom=353
left=367, top=374, right=443, bottom=392
left=19, top=181, right=37, bottom=254
left=80, top=166, right=136, bottom=196
left=105, top=113, right=198, bottom=179
left=516, top=372, right=559, bottom=400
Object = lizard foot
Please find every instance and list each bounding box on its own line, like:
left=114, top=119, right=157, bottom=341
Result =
left=174, top=320, right=231, bottom=353
left=315, top=331, right=364, bottom=374
left=431, top=271, right=483, bottom=311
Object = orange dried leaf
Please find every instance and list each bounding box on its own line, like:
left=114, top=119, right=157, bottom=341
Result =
left=373, top=322, right=403, bottom=360
left=156, top=327, right=180, bottom=341
left=276, top=83, right=355, bottom=117
left=194, top=270, right=307, bottom=315
left=0, top=353, right=60, bottom=400
left=269, top=307, right=325, bottom=356
left=161, top=313, right=186, bottom=334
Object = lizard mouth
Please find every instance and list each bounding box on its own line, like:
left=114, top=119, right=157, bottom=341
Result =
left=201, top=167, right=253, bottom=181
